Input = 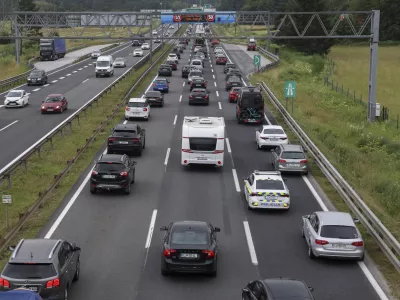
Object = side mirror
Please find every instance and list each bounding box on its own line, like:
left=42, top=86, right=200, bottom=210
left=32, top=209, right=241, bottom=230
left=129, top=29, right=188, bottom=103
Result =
left=160, top=226, right=168, bottom=231
left=353, top=217, right=360, bottom=223
left=42, top=100, right=44, bottom=103
left=73, top=246, right=81, bottom=251
left=8, top=245, right=15, bottom=251
left=270, top=149, right=275, bottom=152
left=308, top=287, right=315, bottom=292
left=302, top=215, right=310, bottom=219
left=214, top=227, right=221, bottom=232
left=242, top=288, right=250, bottom=294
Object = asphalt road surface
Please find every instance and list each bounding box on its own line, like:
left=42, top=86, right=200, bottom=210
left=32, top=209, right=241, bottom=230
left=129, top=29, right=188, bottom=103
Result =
left=37, top=39, right=383, bottom=300
left=0, top=24, right=171, bottom=171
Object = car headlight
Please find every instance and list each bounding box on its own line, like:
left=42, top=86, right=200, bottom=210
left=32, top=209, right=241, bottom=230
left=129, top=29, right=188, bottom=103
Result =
left=56, top=106, right=60, bottom=109
left=27, top=78, right=31, bottom=80
left=42, top=106, right=45, bottom=109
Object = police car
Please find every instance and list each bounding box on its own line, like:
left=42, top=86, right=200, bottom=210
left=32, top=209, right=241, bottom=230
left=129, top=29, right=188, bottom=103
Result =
left=243, top=170, right=290, bottom=210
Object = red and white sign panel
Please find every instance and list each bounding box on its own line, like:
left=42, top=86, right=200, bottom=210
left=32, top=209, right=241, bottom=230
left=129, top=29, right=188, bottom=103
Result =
left=172, top=14, right=216, bottom=23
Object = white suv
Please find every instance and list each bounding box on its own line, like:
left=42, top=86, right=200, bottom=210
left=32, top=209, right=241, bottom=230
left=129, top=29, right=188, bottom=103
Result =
left=125, top=98, right=150, bottom=121
left=168, top=53, right=178, bottom=63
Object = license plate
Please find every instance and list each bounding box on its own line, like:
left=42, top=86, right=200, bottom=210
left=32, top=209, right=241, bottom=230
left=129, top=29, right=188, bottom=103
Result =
left=266, top=196, right=277, bottom=200
left=119, top=141, right=128, bottom=144
left=332, top=244, right=347, bottom=248
left=196, top=97, right=202, bottom=99
left=22, top=286, right=38, bottom=292
left=232, top=83, right=237, bottom=85
left=180, top=253, right=198, bottom=258
left=197, top=157, right=207, bottom=160
left=270, top=138, right=278, bottom=141
left=261, top=203, right=280, bottom=206
left=288, top=164, right=300, bottom=167
left=247, top=120, right=256, bottom=123
left=132, top=112, right=140, bottom=115
left=9, top=103, right=16, bottom=105
left=47, top=108, right=54, bottom=111
left=102, top=175, right=116, bottom=179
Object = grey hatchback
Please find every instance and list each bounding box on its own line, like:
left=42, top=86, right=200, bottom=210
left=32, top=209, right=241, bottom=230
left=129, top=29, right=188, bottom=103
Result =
left=270, top=144, right=308, bottom=175
left=0, top=239, right=80, bottom=300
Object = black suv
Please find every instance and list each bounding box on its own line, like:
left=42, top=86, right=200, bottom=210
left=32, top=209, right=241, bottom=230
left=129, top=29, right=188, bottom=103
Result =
left=145, top=90, right=164, bottom=107
left=107, top=123, right=146, bottom=155
left=27, top=69, right=48, bottom=86
left=90, top=154, right=136, bottom=194
left=0, top=239, right=81, bottom=299
left=182, top=65, right=191, bottom=78
left=190, top=78, right=207, bottom=91
left=224, top=63, right=236, bottom=73
left=158, top=64, right=172, bottom=77
left=132, top=40, right=142, bottom=46
left=225, top=75, right=243, bottom=91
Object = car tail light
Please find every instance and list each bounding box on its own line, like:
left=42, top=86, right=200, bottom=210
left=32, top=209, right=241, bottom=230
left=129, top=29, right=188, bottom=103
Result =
left=125, top=107, right=130, bottom=111
left=120, top=171, right=128, bottom=176
left=250, top=192, right=258, bottom=196
left=46, top=278, right=60, bottom=288
left=182, top=149, right=193, bottom=153
left=352, top=241, right=364, bottom=247
left=315, top=239, right=329, bottom=245
left=212, top=150, right=224, bottom=154
left=217, top=161, right=222, bottom=165
left=190, top=82, right=193, bottom=85
left=189, top=95, right=193, bottom=98
left=163, top=249, right=176, bottom=257
left=132, top=138, right=140, bottom=142
left=280, top=137, right=287, bottom=140
left=260, top=137, right=268, bottom=140
left=279, top=159, right=287, bottom=163
left=91, top=170, right=98, bottom=175
left=202, top=250, right=215, bottom=258
left=281, top=194, right=290, bottom=197
left=300, top=160, right=308, bottom=163
left=0, top=278, right=10, bottom=288
left=108, top=137, right=117, bottom=142
left=143, top=108, right=148, bottom=111
left=205, top=95, right=208, bottom=98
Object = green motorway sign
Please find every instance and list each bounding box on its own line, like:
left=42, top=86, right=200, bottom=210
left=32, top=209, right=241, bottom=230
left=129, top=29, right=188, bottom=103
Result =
left=284, top=81, right=296, bottom=98
left=253, top=55, right=260, bottom=66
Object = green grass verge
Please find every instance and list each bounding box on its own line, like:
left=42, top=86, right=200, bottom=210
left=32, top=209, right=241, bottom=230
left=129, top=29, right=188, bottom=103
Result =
left=0, top=27, right=183, bottom=270
left=329, top=45, right=400, bottom=118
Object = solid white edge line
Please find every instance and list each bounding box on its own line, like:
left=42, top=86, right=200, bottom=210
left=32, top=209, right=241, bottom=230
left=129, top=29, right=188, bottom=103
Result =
left=264, top=113, right=272, bottom=125
left=225, top=138, right=232, bottom=153
left=241, top=78, right=247, bottom=87
left=145, top=209, right=158, bottom=248
left=164, top=148, right=171, bottom=166
left=218, top=102, right=222, bottom=110
left=216, top=91, right=219, bottom=97
left=179, top=95, right=182, bottom=102
left=0, top=120, right=19, bottom=132
left=143, top=74, right=158, bottom=96
left=232, top=169, right=241, bottom=192
left=173, top=115, right=177, bottom=126
left=214, top=82, right=217, bottom=87
left=243, top=221, right=259, bottom=266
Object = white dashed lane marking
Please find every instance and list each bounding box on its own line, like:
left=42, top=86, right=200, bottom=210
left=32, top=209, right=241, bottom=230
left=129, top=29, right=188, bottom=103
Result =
left=43, top=84, right=50, bottom=87
left=51, top=80, right=58, bottom=83
left=66, top=74, right=71, bottom=76
left=59, top=77, right=65, bottom=80
left=73, top=71, right=78, bottom=73
left=32, top=88, right=40, bottom=92
left=216, top=91, right=219, bottom=97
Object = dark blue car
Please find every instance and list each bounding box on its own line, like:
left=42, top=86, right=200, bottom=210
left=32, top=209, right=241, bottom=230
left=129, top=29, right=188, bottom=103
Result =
left=0, top=289, right=43, bottom=300
left=153, top=78, right=170, bottom=93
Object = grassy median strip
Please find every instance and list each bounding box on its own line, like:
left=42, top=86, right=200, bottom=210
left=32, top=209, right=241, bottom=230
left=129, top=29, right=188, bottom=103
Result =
left=0, top=33, right=181, bottom=269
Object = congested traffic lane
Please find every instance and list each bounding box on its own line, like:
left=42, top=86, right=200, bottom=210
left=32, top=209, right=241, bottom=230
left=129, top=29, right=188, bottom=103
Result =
left=38, top=40, right=257, bottom=300
left=214, top=45, right=381, bottom=299
left=0, top=25, right=172, bottom=171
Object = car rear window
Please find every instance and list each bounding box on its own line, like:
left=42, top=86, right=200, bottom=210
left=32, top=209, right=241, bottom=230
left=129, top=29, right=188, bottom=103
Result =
left=263, top=129, right=284, bottom=135
left=30, top=71, right=41, bottom=76
left=45, top=96, right=62, bottom=102
left=113, top=130, right=136, bottom=137
left=192, top=89, right=205, bottom=94
left=192, top=61, right=201, bottom=65
left=3, top=263, right=56, bottom=279
left=320, top=225, right=359, bottom=239
left=255, top=180, right=285, bottom=190
left=155, top=79, right=166, bottom=84
left=170, top=230, right=209, bottom=245
left=190, top=72, right=202, bottom=77
left=97, top=162, right=125, bottom=172
left=281, top=151, right=305, bottom=159
left=189, top=138, right=216, bottom=151
left=128, top=102, right=147, bottom=107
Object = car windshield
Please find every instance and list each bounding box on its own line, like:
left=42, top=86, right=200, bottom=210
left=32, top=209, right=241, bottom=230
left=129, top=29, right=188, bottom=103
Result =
left=263, top=129, right=284, bottom=135
left=143, top=43, right=149, bottom=46
left=155, top=79, right=167, bottom=84
left=96, top=61, right=109, bottom=67
left=128, top=102, right=147, bottom=107
left=192, top=80, right=204, bottom=84
left=135, top=49, right=141, bottom=51
left=226, top=64, right=235, bottom=68
left=30, top=72, right=41, bottom=76
left=7, top=91, right=22, bottom=97
left=45, top=96, right=62, bottom=102
left=96, top=162, right=125, bottom=172
left=146, top=92, right=160, bottom=97
left=281, top=151, right=305, bottom=159
left=232, top=88, right=241, bottom=92
left=170, top=229, right=209, bottom=245
left=113, top=130, right=136, bottom=137
left=115, top=58, right=123, bottom=61
left=2, top=263, right=57, bottom=279
left=255, top=180, right=285, bottom=190
left=93, top=51, right=100, bottom=54
left=192, top=61, right=201, bottom=65
left=190, top=72, right=202, bottom=77
left=320, top=225, right=359, bottom=239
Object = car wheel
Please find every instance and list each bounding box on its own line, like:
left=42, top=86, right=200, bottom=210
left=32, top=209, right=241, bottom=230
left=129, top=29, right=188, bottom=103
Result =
left=257, top=141, right=261, bottom=150
left=358, top=254, right=365, bottom=261
left=73, top=259, right=80, bottom=281
left=123, top=184, right=131, bottom=195
left=137, top=150, right=142, bottom=156
left=90, top=187, right=96, bottom=194
left=301, top=227, right=305, bottom=237
left=60, top=107, right=64, bottom=113
left=142, top=139, right=145, bottom=149
left=161, top=269, right=169, bottom=276
left=308, top=244, right=316, bottom=259
left=62, top=286, right=68, bottom=300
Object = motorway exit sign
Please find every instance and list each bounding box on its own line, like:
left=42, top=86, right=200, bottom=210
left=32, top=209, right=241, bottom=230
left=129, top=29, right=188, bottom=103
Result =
left=284, top=81, right=296, bottom=98
left=253, top=55, right=261, bottom=66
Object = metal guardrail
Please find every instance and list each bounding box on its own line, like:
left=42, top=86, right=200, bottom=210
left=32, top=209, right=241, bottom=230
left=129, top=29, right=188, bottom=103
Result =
left=0, top=26, right=184, bottom=252
left=0, top=27, right=178, bottom=188
left=258, top=78, right=400, bottom=271
left=0, top=43, right=119, bottom=91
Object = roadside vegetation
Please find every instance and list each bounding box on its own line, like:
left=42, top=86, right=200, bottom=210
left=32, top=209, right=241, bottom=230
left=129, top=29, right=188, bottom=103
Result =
left=0, top=26, right=184, bottom=269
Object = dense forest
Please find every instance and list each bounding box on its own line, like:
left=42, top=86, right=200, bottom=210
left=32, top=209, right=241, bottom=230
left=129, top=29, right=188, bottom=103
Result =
left=1, top=0, right=399, bottom=54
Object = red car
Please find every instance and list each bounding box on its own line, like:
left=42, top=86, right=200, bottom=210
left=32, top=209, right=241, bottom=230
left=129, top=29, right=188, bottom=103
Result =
left=211, top=39, right=220, bottom=46
left=229, top=87, right=241, bottom=102
left=41, top=94, right=68, bottom=114
left=216, top=55, right=227, bottom=65
left=166, top=60, right=177, bottom=70
left=247, top=42, right=256, bottom=51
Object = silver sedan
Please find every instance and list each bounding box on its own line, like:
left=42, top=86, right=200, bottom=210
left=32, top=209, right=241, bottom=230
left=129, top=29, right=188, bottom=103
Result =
left=302, top=211, right=364, bottom=261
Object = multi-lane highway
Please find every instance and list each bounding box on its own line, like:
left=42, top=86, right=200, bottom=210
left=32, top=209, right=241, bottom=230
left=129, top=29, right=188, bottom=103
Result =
left=32, top=35, right=386, bottom=300
left=0, top=24, right=171, bottom=171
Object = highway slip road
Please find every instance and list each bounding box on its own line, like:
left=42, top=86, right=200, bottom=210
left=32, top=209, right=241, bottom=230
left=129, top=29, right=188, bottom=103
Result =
left=0, top=24, right=172, bottom=172
left=35, top=39, right=384, bottom=300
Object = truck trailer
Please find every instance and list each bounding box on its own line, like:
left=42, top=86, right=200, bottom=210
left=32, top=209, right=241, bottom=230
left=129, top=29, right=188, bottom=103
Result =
left=39, top=38, right=66, bottom=61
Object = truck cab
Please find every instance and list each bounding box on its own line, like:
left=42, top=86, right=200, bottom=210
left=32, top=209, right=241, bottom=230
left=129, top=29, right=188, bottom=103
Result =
left=39, top=38, right=66, bottom=61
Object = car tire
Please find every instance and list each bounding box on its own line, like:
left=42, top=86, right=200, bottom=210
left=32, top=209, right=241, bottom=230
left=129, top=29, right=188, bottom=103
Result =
left=123, top=184, right=131, bottom=195
left=90, top=187, right=96, bottom=194
left=137, top=150, right=142, bottom=156
left=73, top=259, right=80, bottom=281
left=60, top=107, right=63, bottom=113
left=161, top=269, right=170, bottom=276
left=358, top=254, right=365, bottom=261
left=257, top=141, right=261, bottom=150
left=142, top=139, right=145, bottom=149
left=308, top=244, right=316, bottom=259
left=62, top=286, right=68, bottom=300
left=161, top=101, right=164, bottom=107
left=247, top=203, right=253, bottom=210
left=301, top=227, right=305, bottom=238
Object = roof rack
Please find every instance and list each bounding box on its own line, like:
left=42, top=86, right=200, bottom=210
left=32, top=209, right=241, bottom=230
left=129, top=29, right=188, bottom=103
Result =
left=254, top=170, right=281, bottom=175
left=48, top=240, right=62, bottom=259
left=11, top=239, right=25, bottom=259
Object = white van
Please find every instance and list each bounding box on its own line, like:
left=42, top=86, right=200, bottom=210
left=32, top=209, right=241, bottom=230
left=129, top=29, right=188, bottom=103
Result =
left=181, top=116, right=225, bottom=167
left=96, top=55, right=114, bottom=77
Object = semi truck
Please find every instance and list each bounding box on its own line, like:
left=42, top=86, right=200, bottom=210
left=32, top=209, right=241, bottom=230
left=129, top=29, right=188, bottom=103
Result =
left=39, top=38, right=66, bottom=61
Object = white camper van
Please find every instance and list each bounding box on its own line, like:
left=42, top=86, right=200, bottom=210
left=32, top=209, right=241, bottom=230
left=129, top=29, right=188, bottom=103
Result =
left=181, top=116, right=225, bottom=167
left=96, top=55, right=114, bottom=77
